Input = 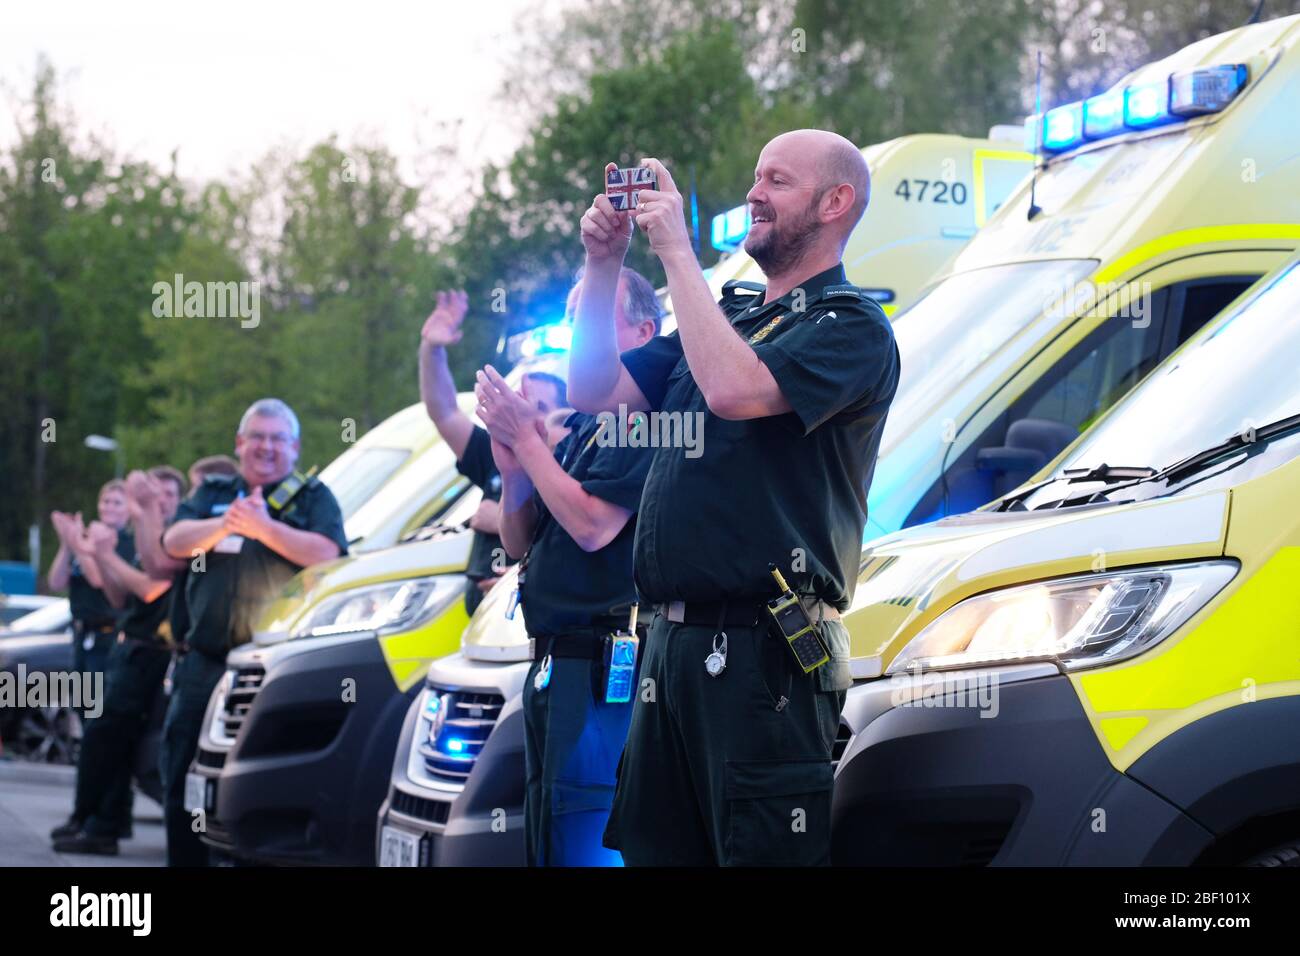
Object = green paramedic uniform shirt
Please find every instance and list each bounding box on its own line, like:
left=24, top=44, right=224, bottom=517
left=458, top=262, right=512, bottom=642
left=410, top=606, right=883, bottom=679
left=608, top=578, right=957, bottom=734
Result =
left=173, top=473, right=348, bottom=658
left=620, top=262, right=900, bottom=610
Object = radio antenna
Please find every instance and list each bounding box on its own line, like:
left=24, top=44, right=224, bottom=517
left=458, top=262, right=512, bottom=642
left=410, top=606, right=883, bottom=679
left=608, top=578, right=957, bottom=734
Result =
left=1027, top=49, right=1044, bottom=221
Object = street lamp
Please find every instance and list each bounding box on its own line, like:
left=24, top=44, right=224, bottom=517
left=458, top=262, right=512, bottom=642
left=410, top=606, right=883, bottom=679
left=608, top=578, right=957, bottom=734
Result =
left=84, top=434, right=124, bottom=478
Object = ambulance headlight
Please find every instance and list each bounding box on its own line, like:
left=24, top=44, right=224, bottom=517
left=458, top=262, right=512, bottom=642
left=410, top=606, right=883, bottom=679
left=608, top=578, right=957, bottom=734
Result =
left=888, top=561, right=1237, bottom=675
left=291, top=575, right=466, bottom=639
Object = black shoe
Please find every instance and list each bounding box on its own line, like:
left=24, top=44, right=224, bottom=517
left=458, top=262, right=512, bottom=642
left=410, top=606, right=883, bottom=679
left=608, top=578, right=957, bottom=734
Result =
left=49, top=817, right=83, bottom=841
left=52, top=831, right=119, bottom=856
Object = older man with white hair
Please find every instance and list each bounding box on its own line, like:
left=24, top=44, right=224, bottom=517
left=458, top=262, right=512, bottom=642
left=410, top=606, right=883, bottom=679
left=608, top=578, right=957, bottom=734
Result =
left=157, top=398, right=348, bottom=866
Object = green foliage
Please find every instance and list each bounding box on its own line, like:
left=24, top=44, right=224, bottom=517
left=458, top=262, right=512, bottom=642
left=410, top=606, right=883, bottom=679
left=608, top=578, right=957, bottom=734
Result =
left=6, top=0, right=1298, bottom=574
left=0, top=59, right=190, bottom=567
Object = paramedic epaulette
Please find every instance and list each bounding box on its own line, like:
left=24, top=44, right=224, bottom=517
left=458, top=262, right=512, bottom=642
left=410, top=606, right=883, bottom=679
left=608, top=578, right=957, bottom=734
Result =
left=721, top=279, right=766, bottom=303
left=816, top=283, right=868, bottom=302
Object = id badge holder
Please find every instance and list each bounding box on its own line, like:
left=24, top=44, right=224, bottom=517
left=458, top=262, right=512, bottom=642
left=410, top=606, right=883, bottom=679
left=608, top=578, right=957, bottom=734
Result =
left=215, top=535, right=245, bottom=554
left=603, top=604, right=640, bottom=704
left=214, top=491, right=245, bottom=554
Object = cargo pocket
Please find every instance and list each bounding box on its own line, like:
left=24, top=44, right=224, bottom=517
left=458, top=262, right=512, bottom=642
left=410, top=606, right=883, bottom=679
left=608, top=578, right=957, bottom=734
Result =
left=723, top=757, right=833, bottom=867
left=548, top=778, right=622, bottom=867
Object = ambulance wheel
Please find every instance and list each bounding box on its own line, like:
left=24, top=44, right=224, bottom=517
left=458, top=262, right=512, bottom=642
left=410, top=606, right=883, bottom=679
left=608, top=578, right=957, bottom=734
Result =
left=1242, top=840, right=1300, bottom=867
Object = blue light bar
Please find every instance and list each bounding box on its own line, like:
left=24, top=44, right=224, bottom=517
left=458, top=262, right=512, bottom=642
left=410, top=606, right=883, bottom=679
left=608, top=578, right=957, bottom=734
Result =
left=518, top=321, right=572, bottom=358
left=1123, top=80, right=1172, bottom=128
left=1023, top=61, right=1248, bottom=158
left=1042, top=102, right=1084, bottom=151
left=1170, top=64, right=1248, bottom=116
left=1083, top=88, right=1125, bottom=139
left=710, top=205, right=751, bottom=252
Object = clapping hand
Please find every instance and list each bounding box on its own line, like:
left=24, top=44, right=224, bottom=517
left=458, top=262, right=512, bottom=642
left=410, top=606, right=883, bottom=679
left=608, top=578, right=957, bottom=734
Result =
left=223, top=486, right=273, bottom=542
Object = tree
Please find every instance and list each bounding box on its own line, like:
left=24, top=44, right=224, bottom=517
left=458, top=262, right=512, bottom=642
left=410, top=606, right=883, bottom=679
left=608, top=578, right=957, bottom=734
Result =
left=0, top=59, right=190, bottom=571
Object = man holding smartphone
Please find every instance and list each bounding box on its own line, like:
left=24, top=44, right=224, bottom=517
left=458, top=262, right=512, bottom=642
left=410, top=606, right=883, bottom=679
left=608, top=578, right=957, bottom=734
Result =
left=570, top=130, right=900, bottom=865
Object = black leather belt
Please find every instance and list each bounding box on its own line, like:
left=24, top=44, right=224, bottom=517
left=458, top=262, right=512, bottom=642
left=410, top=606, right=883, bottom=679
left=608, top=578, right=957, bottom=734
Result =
left=655, top=598, right=841, bottom=628
left=530, top=633, right=605, bottom=661
left=655, top=600, right=768, bottom=628
left=529, top=621, right=648, bottom=661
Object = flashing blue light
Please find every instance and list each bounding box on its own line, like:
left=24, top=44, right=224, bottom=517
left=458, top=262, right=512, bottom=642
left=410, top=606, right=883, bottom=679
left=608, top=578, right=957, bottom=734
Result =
left=442, top=737, right=467, bottom=755
left=1170, top=64, right=1247, bottom=116
left=1123, top=80, right=1171, bottom=128
left=1042, top=102, right=1083, bottom=151
left=1083, top=89, right=1125, bottom=139
left=710, top=204, right=751, bottom=252
left=519, top=321, right=572, bottom=358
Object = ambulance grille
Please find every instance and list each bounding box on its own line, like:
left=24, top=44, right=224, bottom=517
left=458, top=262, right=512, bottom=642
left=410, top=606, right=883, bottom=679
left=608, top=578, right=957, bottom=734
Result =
left=391, top=788, right=452, bottom=826
left=417, top=688, right=506, bottom=782
left=218, top=665, right=265, bottom=741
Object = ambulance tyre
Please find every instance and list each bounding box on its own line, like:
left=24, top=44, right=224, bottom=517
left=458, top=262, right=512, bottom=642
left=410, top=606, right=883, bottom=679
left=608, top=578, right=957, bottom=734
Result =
left=1242, top=840, right=1300, bottom=867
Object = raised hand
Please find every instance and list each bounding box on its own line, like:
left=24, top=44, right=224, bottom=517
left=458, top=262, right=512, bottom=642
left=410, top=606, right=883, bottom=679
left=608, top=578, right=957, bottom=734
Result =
left=580, top=164, right=634, bottom=263
left=420, top=290, right=470, bottom=348
left=630, top=158, right=691, bottom=262
left=125, top=470, right=160, bottom=508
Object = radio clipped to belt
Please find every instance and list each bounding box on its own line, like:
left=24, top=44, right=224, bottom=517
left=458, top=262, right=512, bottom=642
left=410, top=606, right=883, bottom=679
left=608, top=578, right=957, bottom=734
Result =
left=765, top=564, right=830, bottom=673
left=602, top=603, right=640, bottom=704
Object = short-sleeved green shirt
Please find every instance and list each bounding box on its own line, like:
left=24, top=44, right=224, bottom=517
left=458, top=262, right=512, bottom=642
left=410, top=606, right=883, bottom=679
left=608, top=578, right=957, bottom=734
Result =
left=621, top=263, right=900, bottom=610
left=174, top=473, right=348, bottom=659
left=69, top=530, right=136, bottom=628
left=518, top=411, right=653, bottom=637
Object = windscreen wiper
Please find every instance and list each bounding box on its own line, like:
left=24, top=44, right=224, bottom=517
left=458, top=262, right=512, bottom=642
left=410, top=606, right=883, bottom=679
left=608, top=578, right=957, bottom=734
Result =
left=1029, top=412, right=1300, bottom=511
left=1155, top=412, right=1300, bottom=485
left=994, top=463, right=1156, bottom=511
left=400, top=518, right=471, bottom=544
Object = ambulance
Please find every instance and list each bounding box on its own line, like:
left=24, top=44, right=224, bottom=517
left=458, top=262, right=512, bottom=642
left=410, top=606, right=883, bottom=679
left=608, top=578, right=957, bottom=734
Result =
left=322, top=399, right=466, bottom=554
left=833, top=252, right=1300, bottom=865
left=377, top=13, right=1300, bottom=866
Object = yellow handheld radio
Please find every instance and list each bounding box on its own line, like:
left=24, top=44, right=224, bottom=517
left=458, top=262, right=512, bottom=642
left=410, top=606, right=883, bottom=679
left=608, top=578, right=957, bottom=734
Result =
left=765, top=564, right=830, bottom=673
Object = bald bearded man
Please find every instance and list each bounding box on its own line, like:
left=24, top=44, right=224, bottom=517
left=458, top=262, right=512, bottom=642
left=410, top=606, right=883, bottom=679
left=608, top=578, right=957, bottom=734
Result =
left=570, top=130, right=901, bottom=865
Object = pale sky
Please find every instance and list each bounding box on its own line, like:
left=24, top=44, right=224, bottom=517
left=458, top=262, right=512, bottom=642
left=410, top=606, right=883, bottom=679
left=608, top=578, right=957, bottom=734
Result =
left=1, top=0, right=559, bottom=189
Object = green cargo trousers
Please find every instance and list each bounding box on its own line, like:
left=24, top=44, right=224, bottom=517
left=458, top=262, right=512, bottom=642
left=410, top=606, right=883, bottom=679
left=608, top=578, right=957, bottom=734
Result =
left=76, top=637, right=172, bottom=838
left=602, top=610, right=851, bottom=866
left=159, top=650, right=226, bottom=867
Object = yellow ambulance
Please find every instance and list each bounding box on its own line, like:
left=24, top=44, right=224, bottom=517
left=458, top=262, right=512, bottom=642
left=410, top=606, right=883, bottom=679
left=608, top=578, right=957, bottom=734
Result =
left=833, top=252, right=1300, bottom=865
